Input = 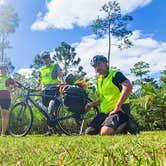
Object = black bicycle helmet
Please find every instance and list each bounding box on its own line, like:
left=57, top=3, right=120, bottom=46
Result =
left=41, top=51, right=50, bottom=59
left=90, top=55, right=107, bottom=66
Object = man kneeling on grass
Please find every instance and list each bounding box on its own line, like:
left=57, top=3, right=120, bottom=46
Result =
left=85, top=55, right=132, bottom=136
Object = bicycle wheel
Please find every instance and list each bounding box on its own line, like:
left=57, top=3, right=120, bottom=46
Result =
left=56, top=99, right=99, bottom=135
left=9, top=102, right=33, bottom=137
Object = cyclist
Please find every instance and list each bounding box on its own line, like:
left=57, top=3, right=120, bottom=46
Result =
left=36, top=51, right=65, bottom=136
left=85, top=55, right=132, bottom=135
left=0, top=65, right=16, bottom=136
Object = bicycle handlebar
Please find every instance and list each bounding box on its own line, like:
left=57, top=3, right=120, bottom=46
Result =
left=16, top=81, right=65, bottom=92
left=16, top=81, right=36, bottom=92
left=16, top=81, right=22, bottom=88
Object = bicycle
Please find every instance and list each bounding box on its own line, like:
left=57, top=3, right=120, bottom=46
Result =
left=9, top=82, right=99, bottom=137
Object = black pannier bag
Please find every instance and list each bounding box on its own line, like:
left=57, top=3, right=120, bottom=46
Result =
left=63, top=85, right=88, bottom=114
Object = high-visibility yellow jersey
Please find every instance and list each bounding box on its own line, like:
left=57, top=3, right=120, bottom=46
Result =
left=40, top=63, right=60, bottom=85
left=0, top=75, right=8, bottom=90
left=97, top=69, right=129, bottom=114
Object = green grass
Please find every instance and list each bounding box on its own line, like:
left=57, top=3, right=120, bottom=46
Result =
left=0, top=131, right=166, bottom=166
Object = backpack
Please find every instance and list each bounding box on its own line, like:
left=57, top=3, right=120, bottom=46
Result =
left=63, top=85, right=88, bottom=114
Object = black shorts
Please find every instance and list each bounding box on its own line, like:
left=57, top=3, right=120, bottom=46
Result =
left=42, top=89, right=59, bottom=107
left=0, top=99, right=11, bottom=109
left=102, top=111, right=129, bottom=129
left=88, top=104, right=130, bottom=133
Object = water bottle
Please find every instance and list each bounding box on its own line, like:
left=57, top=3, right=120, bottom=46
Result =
left=48, top=100, right=55, bottom=115
left=48, top=98, right=60, bottom=115
left=36, top=101, right=47, bottom=112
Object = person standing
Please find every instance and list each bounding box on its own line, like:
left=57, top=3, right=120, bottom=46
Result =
left=0, top=65, right=16, bottom=136
left=36, top=51, right=64, bottom=136
left=85, top=55, right=132, bottom=135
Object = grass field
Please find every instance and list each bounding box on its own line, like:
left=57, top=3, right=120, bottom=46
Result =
left=0, top=131, right=166, bottom=166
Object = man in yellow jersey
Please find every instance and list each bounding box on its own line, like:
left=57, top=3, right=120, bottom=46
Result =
left=0, top=65, right=16, bottom=136
left=36, top=51, right=64, bottom=136
left=85, top=55, right=132, bottom=135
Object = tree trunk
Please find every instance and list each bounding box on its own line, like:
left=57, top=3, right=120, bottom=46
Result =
left=0, top=35, right=5, bottom=62
left=108, top=21, right=111, bottom=69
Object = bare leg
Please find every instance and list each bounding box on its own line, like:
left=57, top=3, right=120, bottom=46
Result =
left=1, top=109, right=9, bottom=136
left=100, top=122, right=127, bottom=136
left=115, top=122, right=127, bottom=134
left=100, top=126, right=115, bottom=135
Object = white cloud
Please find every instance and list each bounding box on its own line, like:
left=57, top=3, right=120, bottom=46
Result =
left=119, top=0, right=152, bottom=13
left=18, top=68, right=36, bottom=78
left=74, top=30, right=166, bottom=82
left=31, top=0, right=152, bottom=30
left=0, top=0, right=5, bottom=4
left=30, top=0, right=164, bottom=82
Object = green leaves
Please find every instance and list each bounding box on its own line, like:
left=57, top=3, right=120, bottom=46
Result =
left=53, top=41, right=86, bottom=79
left=130, top=63, right=166, bottom=131
left=0, top=5, right=19, bottom=34
left=30, top=54, right=43, bottom=69
left=92, top=1, right=133, bottom=65
left=160, top=66, right=166, bottom=85
left=130, top=61, right=150, bottom=78
left=30, top=42, right=87, bottom=80
left=0, top=5, right=19, bottom=70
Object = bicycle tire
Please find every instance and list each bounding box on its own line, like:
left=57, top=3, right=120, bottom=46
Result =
left=56, top=99, right=99, bottom=135
left=9, top=102, right=33, bottom=137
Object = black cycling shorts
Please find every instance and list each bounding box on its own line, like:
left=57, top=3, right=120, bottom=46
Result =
left=102, top=110, right=129, bottom=129
left=42, top=88, right=59, bottom=107
left=87, top=104, right=130, bottom=134
left=0, top=99, right=11, bottom=109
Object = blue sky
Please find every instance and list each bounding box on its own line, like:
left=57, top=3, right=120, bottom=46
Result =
left=1, top=0, right=166, bottom=79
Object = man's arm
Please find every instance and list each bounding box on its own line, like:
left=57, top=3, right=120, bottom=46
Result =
left=52, top=64, right=65, bottom=84
left=85, top=99, right=100, bottom=110
left=35, top=84, right=42, bottom=91
left=35, top=70, right=42, bottom=91
left=110, top=80, right=132, bottom=115
left=57, top=70, right=65, bottom=84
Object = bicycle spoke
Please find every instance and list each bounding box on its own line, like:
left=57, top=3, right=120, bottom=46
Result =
left=56, top=102, right=99, bottom=135
left=9, top=102, right=33, bottom=137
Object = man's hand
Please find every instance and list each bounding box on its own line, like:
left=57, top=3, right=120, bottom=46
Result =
left=109, top=105, right=121, bottom=116
left=35, top=85, right=42, bottom=91
left=109, top=110, right=119, bottom=116
left=109, top=80, right=132, bottom=116
left=85, top=103, right=93, bottom=110
left=85, top=100, right=99, bottom=110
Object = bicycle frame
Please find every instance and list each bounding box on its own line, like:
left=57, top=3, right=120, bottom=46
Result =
left=9, top=82, right=99, bottom=136
left=25, top=91, right=50, bottom=119
left=22, top=89, right=78, bottom=123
